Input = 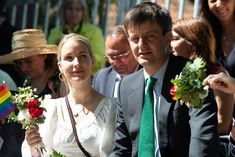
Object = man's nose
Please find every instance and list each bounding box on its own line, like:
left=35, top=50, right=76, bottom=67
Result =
left=137, top=38, right=147, bottom=49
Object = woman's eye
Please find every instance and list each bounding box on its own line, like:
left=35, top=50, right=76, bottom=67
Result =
left=209, top=0, right=217, bottom=3
left=80, top=54, right=87, bottom=58
left=64, top=56, right=73, bottom=61
left=172, top=36, right=179, bottom=41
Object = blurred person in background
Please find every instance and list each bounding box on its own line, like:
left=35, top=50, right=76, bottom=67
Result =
left=0, top=0, right=25, bottom=87
left=92, top=25, right=139, bottom=97
left=48, top=0, right=105, bottom=73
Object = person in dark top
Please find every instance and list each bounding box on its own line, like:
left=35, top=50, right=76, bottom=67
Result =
left=0, top=69, right=24, bottom=157
left=201, top=0, right=235, bottom=77
left=0, top=0, right=25, bottom=87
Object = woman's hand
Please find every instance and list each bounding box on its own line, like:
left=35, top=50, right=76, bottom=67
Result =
left=25, top=125, right=42, bottom=156
left=204, top=72, right=235, bottom=94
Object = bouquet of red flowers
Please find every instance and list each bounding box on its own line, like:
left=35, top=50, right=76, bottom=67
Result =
left=8, top=86, right=46, bottom=129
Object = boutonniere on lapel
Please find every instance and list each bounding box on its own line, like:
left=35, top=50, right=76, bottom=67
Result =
left=170, top=58, right=209, bottom=108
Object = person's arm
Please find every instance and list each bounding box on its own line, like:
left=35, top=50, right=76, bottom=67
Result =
left=22, top=98, right=58, bottom=157
left=109, top=100, right=132, bottom=157
left=204, top=72, right=235, bottom=94
left=23, top=125, right=42, bottom=157
left=99, top=98, right=117, bottom=156
left=214, top=89, right=234, bottom=135
left=188, top=90, right=220, bottom=157
left=109, top=80, right=132, bottom=157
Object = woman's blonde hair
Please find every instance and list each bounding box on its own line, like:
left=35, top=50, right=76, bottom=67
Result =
left=57, top=33, right=94, bottom=65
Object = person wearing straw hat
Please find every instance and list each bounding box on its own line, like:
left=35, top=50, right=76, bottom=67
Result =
left=0, top=29, right=65, bottom=98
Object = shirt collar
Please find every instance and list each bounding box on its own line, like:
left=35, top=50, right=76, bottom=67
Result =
left=143, top=58, right=169, bottom=84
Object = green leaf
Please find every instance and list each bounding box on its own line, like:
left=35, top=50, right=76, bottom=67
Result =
left=50, top=150, right=66, bottom=157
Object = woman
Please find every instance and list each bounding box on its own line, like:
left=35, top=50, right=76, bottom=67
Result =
left=48, top=0, right=105, bottom=73
left=204, top=72, right=235, bottom=95
left=171, top=18, right=234, bottom=135
left=0, top=29, right=63, bottom=98
left=204, top=72, right=235, bottom=157
left=22, top=34, right=117, bottom=157
left=201, top=0, right=235, bottom=78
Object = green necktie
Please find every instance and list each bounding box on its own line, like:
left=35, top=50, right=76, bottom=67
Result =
left=138, top=77, right=157, bottom=157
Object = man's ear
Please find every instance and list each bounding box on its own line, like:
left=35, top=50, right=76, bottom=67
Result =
left=165, top=31, right=173, bottom=43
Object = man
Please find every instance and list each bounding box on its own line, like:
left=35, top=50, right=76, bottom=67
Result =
left=109, top=2, right=219, bottom=157
left=93, top=25, right=139, bottom=97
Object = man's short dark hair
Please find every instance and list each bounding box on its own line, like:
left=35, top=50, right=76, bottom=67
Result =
left=124, top=2, right=172, bottom=36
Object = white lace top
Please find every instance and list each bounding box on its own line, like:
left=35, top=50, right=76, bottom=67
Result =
left=22, top=97, right=117, bottom=157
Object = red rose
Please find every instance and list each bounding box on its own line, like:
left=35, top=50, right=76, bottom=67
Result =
left=26, top=99, right=39, bottom=108
left=28, top=107, right=44, bottom=119
left=170, top=84, right=177, bottom=100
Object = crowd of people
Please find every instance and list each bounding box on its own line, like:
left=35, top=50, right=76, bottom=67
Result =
left=0, top=0, right=234, bottom=157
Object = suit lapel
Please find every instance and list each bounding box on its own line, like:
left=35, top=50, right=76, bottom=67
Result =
left=126, top=70, right=145, bottom=132
left=158, top=54, right=188, bottom=152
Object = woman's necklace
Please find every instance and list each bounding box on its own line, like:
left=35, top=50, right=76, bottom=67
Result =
left=222, top=33, right=235, bottom=58
left=73, top=106, right=89, bottom=117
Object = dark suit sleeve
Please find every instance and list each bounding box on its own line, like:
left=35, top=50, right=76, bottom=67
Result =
left=109, top=80, right=132, bottom=157
left=188, top=90, right=220, bottom=157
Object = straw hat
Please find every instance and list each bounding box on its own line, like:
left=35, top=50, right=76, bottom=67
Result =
left=0, top=29, right=57, bottom=64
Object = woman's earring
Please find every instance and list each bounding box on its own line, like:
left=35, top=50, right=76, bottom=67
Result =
left=59, top=73, right=64, bottom=81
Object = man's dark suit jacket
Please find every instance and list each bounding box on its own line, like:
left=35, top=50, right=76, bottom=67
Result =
left=93, top=66, right=142, bottom=97
left=109, top=54, right=220, bottom=157
left=93, top=66, right=118, bottom=97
